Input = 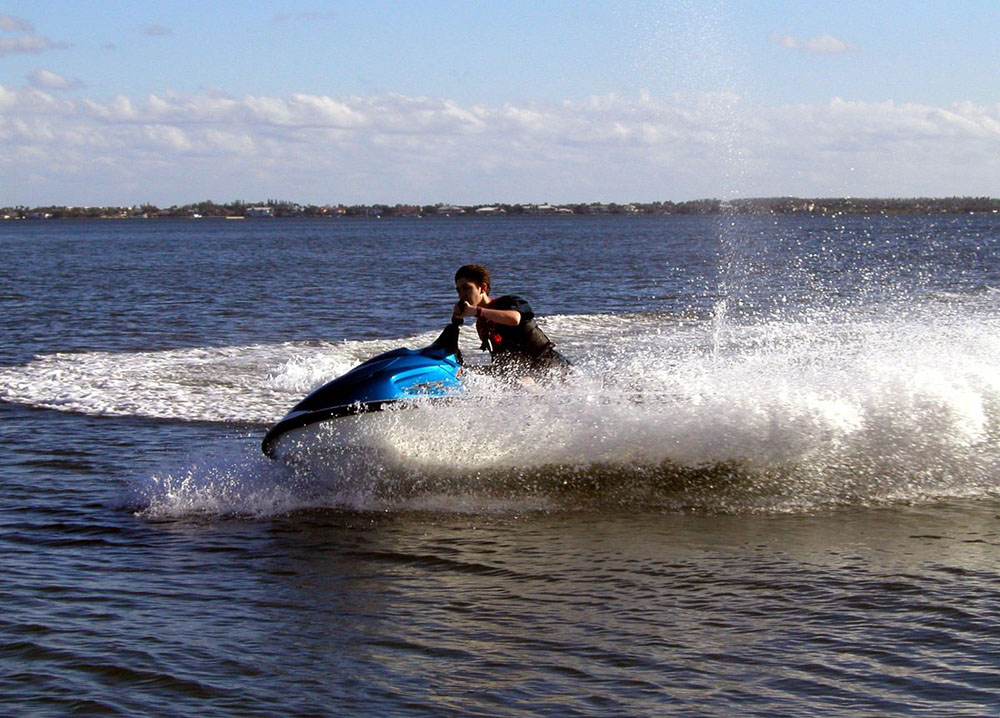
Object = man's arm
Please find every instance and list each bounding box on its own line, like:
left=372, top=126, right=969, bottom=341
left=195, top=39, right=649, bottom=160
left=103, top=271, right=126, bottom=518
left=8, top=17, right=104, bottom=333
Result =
left=454, top=301, right=520, bottom=326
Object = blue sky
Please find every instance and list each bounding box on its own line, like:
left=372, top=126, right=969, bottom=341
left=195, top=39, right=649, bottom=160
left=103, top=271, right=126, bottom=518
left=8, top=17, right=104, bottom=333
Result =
left=2, top=1, right=998, bottom=206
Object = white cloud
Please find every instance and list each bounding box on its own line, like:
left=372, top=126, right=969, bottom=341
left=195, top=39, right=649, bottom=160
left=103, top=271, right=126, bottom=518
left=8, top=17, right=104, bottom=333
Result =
left=28, top=69, right=83, bottom=91
left=0, top=84, right=17, bottom=111
left=770, top=32, right=857, bottom=54
left=805, top=35, right=855, bottom=54
left=0, top=13, right=33, bottom=32
left=144, top=124, right=192, bottom=152
left=0, top=15, right=69, bottom=56
left=770, top=33, right=798, bottom=50
left=0, top=87, right=996, bottom=205
left=0, top=33, right=67, bottom=56
left=82, top=95, right=138, bottom=121
left=1, top=86, right=75, bottom=114
left=203, top=129, right=256, bottom=154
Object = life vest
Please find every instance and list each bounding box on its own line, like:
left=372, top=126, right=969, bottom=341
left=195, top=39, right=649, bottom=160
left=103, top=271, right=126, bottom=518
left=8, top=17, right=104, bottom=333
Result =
left=480, top=317, right=555, bottom=358
left=475, top=295, right=570, bottom=371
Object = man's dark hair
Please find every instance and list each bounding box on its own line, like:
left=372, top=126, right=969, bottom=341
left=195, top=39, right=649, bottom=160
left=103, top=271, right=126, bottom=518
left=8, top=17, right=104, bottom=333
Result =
left=455, top=264, right=491, bottom=292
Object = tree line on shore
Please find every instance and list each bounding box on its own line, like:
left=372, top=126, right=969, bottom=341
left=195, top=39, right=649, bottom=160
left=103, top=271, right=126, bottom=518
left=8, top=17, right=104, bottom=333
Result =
left=3, top=196, right=998, bottom=220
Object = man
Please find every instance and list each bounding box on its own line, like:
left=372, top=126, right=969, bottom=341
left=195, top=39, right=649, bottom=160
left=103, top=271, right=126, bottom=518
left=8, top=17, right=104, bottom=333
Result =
left=452, top=264, right=570, bottom=374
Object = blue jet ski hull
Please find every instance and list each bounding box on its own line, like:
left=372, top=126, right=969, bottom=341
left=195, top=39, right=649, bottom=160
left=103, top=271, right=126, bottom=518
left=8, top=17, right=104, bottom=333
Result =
left=262, top=324, right=464, bottom=458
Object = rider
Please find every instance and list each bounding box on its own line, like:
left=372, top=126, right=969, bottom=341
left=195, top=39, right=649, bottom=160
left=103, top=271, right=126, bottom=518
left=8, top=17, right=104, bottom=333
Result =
left=451, top=264, right=570, bottom=374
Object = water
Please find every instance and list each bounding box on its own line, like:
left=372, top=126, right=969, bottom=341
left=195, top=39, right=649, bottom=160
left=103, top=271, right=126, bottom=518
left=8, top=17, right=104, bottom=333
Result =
left=2, top=215, right=1000, bottom=715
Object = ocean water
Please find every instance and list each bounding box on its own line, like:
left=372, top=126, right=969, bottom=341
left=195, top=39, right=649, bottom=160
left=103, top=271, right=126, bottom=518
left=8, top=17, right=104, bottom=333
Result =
left=2, top=215, right=999, bottom=715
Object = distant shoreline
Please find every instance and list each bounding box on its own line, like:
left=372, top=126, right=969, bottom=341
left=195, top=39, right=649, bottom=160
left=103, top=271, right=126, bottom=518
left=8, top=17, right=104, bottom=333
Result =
left=3, top=196, right=998, bottom=220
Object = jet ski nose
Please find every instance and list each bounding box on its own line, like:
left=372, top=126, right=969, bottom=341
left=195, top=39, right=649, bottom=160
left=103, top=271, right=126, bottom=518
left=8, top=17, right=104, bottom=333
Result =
left=262, top=325, right=465, bottom=459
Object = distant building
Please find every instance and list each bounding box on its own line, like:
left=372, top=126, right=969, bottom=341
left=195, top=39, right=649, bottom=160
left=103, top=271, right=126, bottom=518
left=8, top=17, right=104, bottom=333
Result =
left=524, top=204, right=574, bottom=215
left=245, top=206, right=274, bottom=217
left=436, top=205, right=466, bottom=216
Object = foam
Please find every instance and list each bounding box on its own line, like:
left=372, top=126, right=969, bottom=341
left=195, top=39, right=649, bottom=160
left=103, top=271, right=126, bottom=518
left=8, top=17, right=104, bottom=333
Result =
left=5, top=306, right=1000, bottom=515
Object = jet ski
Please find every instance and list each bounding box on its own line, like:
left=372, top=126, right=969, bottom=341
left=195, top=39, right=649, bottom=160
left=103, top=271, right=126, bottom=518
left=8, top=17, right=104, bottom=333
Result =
left=262, top=321, right=465, bottom=458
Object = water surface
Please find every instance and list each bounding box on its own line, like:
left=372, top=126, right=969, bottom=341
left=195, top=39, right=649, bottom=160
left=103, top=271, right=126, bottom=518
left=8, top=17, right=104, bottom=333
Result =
left=2, top=215, right=999, bottom=715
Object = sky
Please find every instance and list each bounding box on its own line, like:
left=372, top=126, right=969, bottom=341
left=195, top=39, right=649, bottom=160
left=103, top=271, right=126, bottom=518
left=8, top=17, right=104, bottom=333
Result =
left=1, top=0, right=998, bottom=206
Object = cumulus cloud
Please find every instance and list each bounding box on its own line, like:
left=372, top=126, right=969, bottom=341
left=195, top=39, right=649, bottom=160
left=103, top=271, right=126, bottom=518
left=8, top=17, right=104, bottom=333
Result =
left=0, top=33, right=67, bottom=56
left=0, top=87, right=996, bottom=205
left=28, top=69, right=83, bottom=91
left=0, top=14, right=69, bottom=56
left=771, top=32, right=857, bottom=54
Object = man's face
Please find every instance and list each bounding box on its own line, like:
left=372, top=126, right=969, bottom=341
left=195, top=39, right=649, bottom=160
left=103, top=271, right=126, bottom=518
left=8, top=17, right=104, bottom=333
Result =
left=456, top=278, right=488, bottom=307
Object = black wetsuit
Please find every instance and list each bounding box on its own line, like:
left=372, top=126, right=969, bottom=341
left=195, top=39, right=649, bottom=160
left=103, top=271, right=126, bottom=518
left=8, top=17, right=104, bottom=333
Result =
left=476, top=295, right=570, bottom=372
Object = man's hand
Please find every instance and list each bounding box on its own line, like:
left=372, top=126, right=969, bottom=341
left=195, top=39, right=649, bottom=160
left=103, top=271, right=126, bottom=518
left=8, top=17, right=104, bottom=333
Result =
left=453, top=300, right=474, bottom=319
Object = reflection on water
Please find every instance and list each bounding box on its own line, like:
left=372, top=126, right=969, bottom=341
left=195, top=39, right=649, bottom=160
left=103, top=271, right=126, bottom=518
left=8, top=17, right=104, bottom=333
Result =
left=231, top=504, right=1000, bottom=715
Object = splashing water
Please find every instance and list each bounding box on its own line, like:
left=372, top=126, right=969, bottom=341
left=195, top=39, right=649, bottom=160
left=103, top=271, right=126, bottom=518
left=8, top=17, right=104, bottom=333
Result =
left=25, top=297, right=989, bottom=517
left=4, top=213, right=998, bottom=517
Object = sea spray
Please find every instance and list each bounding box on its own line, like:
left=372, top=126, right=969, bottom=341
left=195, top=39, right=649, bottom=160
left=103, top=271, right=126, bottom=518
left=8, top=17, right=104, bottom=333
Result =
left=102, top=300, right=1000, bottom=515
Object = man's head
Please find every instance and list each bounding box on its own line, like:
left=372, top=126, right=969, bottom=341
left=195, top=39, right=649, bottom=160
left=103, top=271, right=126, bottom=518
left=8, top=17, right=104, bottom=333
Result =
left=455, top=264, right=491, bottom=307
left=455, top=264, right=491, bottom=292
